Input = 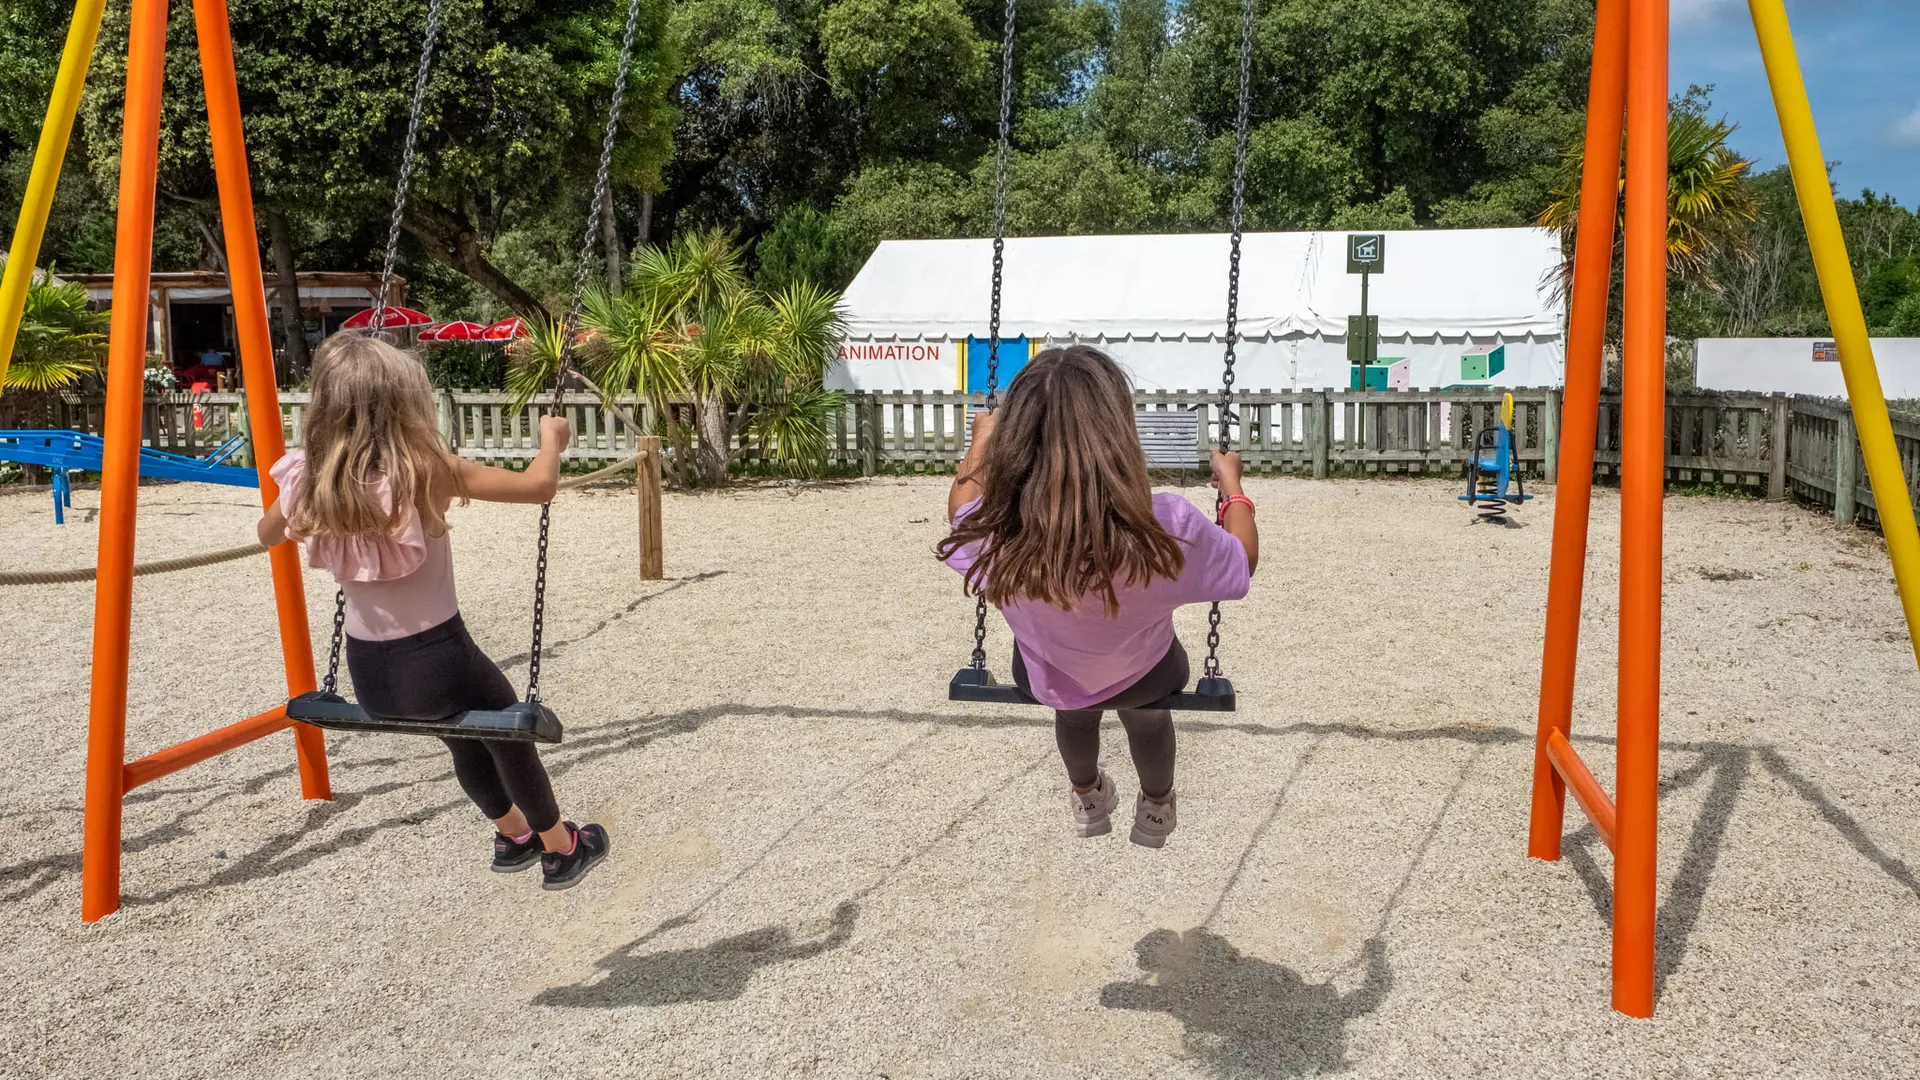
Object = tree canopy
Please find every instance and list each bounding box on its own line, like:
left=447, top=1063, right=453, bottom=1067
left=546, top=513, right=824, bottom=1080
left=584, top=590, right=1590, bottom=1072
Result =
left=3, top=0, right=1918, bottom=346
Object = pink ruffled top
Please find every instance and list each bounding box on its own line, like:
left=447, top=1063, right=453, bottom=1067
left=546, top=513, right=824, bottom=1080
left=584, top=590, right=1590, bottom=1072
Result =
left=270, top=451, right=459, bottom=641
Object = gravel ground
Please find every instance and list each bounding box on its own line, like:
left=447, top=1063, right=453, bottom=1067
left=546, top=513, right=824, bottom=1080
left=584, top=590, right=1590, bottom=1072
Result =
left=2, top=473, right=1918, bottom=1079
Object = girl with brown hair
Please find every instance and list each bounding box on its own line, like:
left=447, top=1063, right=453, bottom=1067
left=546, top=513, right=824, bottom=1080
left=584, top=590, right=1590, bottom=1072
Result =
left=939, top=346, right=1259, bottom=847
left=257, top=333, right=609, bottom=890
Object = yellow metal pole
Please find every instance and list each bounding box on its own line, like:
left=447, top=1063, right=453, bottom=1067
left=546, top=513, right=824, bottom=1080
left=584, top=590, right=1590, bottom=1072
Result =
left=1750, top=0, right=1920, bottom=670
left=0, top=0, right=111, bottom=399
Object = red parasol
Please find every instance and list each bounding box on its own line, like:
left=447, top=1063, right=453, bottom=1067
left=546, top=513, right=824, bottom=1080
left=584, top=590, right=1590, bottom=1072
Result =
left=342, top=305, right=434, bottom=330
left=418, top=320, right=489, bottom=342
left=480, top=317, right=529, bottom=341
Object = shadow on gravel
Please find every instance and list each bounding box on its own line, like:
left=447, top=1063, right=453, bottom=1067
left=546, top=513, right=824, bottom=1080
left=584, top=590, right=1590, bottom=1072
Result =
left=1556, top=739, right=1920, bottom=1004
left=532, top=901, right=858, bottom=1008
left=494, top=571, right=728, bottom=672
left=10, top=697, right=1914, bottom=1021
left=1101, top=930, right=1390, bottom=1079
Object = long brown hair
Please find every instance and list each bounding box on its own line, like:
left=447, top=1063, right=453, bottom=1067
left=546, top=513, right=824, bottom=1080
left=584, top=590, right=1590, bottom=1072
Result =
left=288, top=332, right=464, bottom=538
left=937, top=345, right=1183, bottom=615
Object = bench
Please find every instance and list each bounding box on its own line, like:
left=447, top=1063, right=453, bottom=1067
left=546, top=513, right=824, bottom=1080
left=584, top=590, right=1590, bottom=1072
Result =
left=963, top=409, right=1203, bottom=470
left=1134, top=409, right=1201, bottom=470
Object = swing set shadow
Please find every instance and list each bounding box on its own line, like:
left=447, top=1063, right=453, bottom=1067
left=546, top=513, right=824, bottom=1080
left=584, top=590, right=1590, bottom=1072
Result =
left=4, top=704, right=1910, bottom=1071
left=9, top=705, right=1913, bottom=936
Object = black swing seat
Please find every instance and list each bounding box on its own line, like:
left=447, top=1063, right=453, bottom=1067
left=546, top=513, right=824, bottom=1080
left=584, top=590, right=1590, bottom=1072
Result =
left=948, top=668, right=1236, bottom=712
left=286, top=691, right=564, bottom=744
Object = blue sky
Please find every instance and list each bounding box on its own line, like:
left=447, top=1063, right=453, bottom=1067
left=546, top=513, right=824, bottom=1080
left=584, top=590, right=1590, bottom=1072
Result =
left=1672, top=0, right=1919, bottom=206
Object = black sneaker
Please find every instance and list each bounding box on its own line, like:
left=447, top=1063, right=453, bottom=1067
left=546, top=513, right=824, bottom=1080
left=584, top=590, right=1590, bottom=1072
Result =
left=541, top=822, right=609, bottom=891
left=492, top=830, right=543, bottom=874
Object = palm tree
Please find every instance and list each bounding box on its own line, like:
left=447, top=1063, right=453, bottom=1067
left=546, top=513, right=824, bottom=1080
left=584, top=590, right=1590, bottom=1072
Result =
left=510, top=230, right=848, bottom=485
left=5, top=273, right=109, bottom=393
left=1539, top=107, right=1757, bottom=286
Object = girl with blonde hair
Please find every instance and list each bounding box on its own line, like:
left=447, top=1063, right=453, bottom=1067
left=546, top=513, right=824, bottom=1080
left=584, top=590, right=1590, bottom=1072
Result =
left=258, top=332, right=608, bottom=889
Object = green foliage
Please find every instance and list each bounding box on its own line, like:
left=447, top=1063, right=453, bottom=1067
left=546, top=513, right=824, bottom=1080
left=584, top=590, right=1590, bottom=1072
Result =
left=3, top=0, right=1907, bottom=353
left=4, top=273, right=108, bottom=391
left=663, top=0, right=1597, bottom=254
left=537, top=231, right=847, bottom=483
left=820, top=0, right=988, bottom=157
left=420, top=342, right=506, bottom=390
left=1539, top=91, right=1756, bottom=285
left=998, top=138, right=1156, bottom=235
left=832, top=161, right=977, bottom=255
left=45, top=0, right=679, bottom=315
left=1891, top=291, right=1920, bottom=337
left=1330, top=188, right=1418, bottom=231
left=755, top=206, right=864, bottom=293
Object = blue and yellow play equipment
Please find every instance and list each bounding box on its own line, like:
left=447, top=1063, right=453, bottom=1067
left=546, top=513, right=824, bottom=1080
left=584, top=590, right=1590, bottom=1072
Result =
left=0, top=429, right=257, bottom=523
left=1458, top=393, right=1532, bottom=522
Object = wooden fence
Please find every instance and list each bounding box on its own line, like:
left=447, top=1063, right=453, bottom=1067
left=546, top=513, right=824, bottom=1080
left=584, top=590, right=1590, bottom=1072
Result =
left=23, top=387, right=1920, bottom=530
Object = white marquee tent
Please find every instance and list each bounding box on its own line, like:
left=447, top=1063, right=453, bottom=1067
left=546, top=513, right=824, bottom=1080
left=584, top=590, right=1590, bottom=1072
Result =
left=829, top=228, right=1568, bottom=394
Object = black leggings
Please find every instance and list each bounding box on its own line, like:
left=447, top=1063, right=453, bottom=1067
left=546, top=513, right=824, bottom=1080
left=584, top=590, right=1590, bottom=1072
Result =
left=345, top=614, right=562, bottom=833
left=1015, top=638, right=1188, bottom=799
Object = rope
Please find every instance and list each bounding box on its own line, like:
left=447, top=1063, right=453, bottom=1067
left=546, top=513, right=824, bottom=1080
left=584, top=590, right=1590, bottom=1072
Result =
left=555, top=450, right=647, bottom=491
left=0, top=541, right=266, bottom=587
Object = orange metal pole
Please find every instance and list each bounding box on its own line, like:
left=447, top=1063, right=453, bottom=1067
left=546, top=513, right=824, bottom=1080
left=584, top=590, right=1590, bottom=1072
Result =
left=81, top=0, right=171, bottom=924
left=1529, top=0, right=1630, bottom=863
left=1613, top=0, right=1668, bottom=1019
left=191, top=0, right=331, bottom=800
left=1544, top=731, right=1617, bottom=851
left=123, top=708, right=293, bottom=791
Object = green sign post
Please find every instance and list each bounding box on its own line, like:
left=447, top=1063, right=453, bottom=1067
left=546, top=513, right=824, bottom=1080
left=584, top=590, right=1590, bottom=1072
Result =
left=1347, top=234, right=1385, bottom=443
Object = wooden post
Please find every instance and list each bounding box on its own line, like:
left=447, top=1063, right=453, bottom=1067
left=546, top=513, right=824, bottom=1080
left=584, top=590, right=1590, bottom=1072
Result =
left=1310, top=392, right=1329, bottom=479
left=1767, top=395, right=1789, bottom=500
left=232, top=397, right=251, bottom=469
left=1835, top=410, right=1857, bottom=526
left=1193, top=396, right=1210, bottom=469
left=635, top=435, right=663, bottom=581
left=860, top=393, right=879, bottom=472
left=1543, top=387, right=1561, bottom=483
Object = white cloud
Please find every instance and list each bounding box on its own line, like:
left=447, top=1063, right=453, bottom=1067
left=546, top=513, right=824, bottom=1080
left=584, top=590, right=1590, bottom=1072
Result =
left=1893, top=104, right=1920, bottom=147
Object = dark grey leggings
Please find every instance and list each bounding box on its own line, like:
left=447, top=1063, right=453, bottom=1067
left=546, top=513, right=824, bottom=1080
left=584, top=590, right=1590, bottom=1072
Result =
left=1015, top=639, right=1188, bottom=799
left=345, top=614, right=562, bottom=833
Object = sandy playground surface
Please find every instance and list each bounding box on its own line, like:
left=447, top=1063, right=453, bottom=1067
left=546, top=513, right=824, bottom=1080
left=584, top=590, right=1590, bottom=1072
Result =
left=1, top=473, right=1918, bottom=1079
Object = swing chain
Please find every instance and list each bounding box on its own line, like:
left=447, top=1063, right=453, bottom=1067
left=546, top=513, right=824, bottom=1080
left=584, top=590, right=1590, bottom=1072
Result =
left=984, top=0, right=1015, bottom=412
left=967, top=0, right=1016, bottom=673
left=314, top=0, right=443, bottom=688
left=322, top=589, right=346, bottom=696
left=527, top=504, right=554, bottom=701
left=554, top=0, right=646, bottom=393
left=1203, top=0, right=1256, bottom=682
left=524, top=0, right=644, bottom=704
left=1217, top=0, right=1254, bottom=451
left=371, top=0, right=445, bottom=334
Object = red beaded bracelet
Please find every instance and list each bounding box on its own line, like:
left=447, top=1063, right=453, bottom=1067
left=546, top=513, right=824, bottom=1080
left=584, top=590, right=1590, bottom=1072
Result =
left=1216, top=494, right=1255, bottom=525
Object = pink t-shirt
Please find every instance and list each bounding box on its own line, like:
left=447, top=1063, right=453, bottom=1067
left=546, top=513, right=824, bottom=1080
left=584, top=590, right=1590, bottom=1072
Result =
left=944, top=492, right=1251, bottom=710
left=269, top=451, right=460, bottom=641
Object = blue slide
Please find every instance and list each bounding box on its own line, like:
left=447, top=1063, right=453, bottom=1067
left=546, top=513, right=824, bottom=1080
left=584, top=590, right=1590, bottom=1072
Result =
left=0, top=429, right=259, bottom=524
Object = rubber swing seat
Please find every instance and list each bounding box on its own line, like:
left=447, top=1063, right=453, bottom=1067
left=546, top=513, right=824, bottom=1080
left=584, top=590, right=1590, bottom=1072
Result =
left=287, top=691, right=563, bottom=744
left=947, top=668, right=1236, bottom=712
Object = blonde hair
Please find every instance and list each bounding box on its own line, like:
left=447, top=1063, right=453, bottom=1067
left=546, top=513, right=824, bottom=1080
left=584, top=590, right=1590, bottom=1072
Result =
left=289, top=332, right=465, bottom=538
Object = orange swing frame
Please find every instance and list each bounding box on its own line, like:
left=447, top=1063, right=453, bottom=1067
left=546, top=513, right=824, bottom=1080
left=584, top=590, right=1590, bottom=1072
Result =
left=1525, top=0, right=1665, bottom=1019
left=80, top=0, right=330, bottom=922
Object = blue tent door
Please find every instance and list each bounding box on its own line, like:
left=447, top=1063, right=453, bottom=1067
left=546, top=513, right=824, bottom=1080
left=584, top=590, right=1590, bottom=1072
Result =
left=966, top=336, right=1029, bottom=395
